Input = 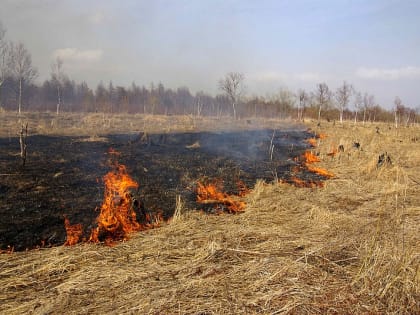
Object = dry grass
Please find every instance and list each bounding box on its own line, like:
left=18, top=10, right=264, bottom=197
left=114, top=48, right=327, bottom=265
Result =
left=0, top=111, right=300, bottom=137
left=0, top=114, right=419, bottom=314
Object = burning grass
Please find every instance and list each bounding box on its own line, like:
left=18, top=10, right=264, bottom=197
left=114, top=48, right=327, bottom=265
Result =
left=65, top=149, right=163, bottom=246
left=196, top=180, right=247, bottom=213
left=284, top=147, right=335, bottom=187
left=302, top=150, right=321, bottom=163
left=305, top=164, right=335, bottom=178
left=0, top=116, right=419, bottom=314
left=305, top=137, right=317, bottom=147
left=63, top=218, right=83, bottom=246
left=88, top=160, right=141, bottom=244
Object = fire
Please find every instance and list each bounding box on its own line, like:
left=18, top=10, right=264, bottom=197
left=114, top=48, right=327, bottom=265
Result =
left=305, top=165, right=334, bottom=178
left=196, top=181, right=246, bottom=213
left=316, top=133, right=327, bottom=139
left=301, top=151, right=334, bottom=178
left=306, top=138, right=317, bottom=147
left=64, top=217, right=83, bottom=246
left=64, top=149, right=163, bottom=247
left=88, top=227, right=99, bottom=243
left=286, top=177, right=324, bottom=188
left=288, top=176, right=306, bottom=187
left=302, top=151, right=320, bottom=164
left=237, top=180, right=250, bottom=197
left=143, top=211, right=164, bottom=229
left=90, top=162, right=141, bottom=244
left=285, top=133, right=334, bottom=187
left=291, top=165, right=301, bottom=173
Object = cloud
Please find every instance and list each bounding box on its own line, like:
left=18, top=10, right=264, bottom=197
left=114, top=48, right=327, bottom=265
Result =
left=89, top=11, right=106, bottom=25
left=52, top=48, right=103, bottom=62
left=251, top=71, right=322, bottom=83
left=356, top=66, right=420, bottom=80
left=252, top=71, right=287, bottom=82
left=293, top=72, right=321, bottom=82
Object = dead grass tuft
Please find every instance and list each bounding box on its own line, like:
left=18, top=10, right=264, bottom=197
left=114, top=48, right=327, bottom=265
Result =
left=354, top=233, right=419, bottom=313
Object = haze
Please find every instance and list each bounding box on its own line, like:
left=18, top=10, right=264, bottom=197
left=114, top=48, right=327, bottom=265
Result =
left=1, top=0, right=419, bottom=109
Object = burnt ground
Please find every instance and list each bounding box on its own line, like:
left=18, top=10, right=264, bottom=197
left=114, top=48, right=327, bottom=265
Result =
left=0, top=129, right=322, bottom=251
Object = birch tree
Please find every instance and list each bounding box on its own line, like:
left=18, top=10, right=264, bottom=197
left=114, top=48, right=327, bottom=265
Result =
left=394, top=96, right=403, bottom=128
left=353, top=91, right=363, bottom=124
left=218, top=72, right=244, bottom=120
left=0, top=22, right=9, bottom=108
left=335, top=81, right=353, bottom=123
left=297, top=89, right=308, bottom=122
left=362, top=93, right=375, bottom=124
left=314, top=83, right=331, bottom=122
left=51, top=57, right=65, bottom=115
left=8, top=42, right=38, bottom=114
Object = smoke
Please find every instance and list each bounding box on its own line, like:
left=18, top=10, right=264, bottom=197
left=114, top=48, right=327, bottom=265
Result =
left=355, top=66, right=420, bottom=80
left=52, top=48, right=103, bottom=63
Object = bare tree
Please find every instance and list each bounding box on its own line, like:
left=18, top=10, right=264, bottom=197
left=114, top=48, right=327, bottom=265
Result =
left=362, top=93, right=375, bottom=124
left=51, top=57, right=65, bottom=115
left=353, top=91, right=363, bottom=124
left=0, top=21, right=9, bottom=108
left=415, top=106, right=420, bottom=125
left=297, top=89, right=308, bottom=122
left=404, top=108, right=415, bottom=126
left=335, top=81, right=353, bottom=123
left=195, top=92, right=204, bottom=117
left=314, top=83, right=331, bottom=122
left=218, top=72, right=244, bottom=119
left=275, top=88, right=295, bottom=119
left=394, top=96, right=403, bottom=128
left=392, top=98, right=413, bottom=127
left=8, top=42, right=38, bottom=114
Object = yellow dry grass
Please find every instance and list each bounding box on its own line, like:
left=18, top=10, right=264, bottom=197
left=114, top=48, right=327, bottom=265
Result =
left=0, top=111, right=300, bottom=137
left=0, top=113, right=419, bottom=314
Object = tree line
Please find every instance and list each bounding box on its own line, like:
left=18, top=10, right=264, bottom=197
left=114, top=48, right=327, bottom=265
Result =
left=0, top=22, right=418, bottom=125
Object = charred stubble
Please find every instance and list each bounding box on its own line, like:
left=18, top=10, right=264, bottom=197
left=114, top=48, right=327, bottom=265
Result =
left=0, top=129, right=324, bottom=250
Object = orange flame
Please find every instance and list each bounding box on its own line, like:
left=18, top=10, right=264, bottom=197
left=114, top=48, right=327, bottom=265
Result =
left=291, top=165, right=301, bottom=173
left=302, top=150, right=334, bottom=178
left=285, top=133, right=334, bottom=187
left=64, top=149, right=163, bottom=247
left=88, top=227, right=99, bottom=243
left=305, top=165, right=334, bottom=178
left=287, top=177, right=324, bottom=188
left=64, top=217, right=83, bottom=246
left=237, top=180, right=251, bottom=197
left=196, top=181, right=246, bottom=213
left=316, top=133, right=327, bottom=139
left=91, top=162, right=141, bottom=244
left=143, top=211, right=164, bottom=229
left=288, top=176, right=306, bottom=187
left=306, top=138, right=317, bottom=147
left=302, top=151, right=320, bottom=164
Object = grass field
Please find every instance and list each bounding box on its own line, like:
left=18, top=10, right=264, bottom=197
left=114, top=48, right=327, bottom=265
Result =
left=0, top=112, right=419, bottom=314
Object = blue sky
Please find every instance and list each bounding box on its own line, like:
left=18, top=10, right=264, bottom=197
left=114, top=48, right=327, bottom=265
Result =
left=1, top=0, right=419, bottom=109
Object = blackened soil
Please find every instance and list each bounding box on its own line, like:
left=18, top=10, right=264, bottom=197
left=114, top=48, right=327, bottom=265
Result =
left=0, top=129, right=318, bottom=251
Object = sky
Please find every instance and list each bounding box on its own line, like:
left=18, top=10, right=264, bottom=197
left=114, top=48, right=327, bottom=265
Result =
left=1, top=0, right=419, bottom=109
